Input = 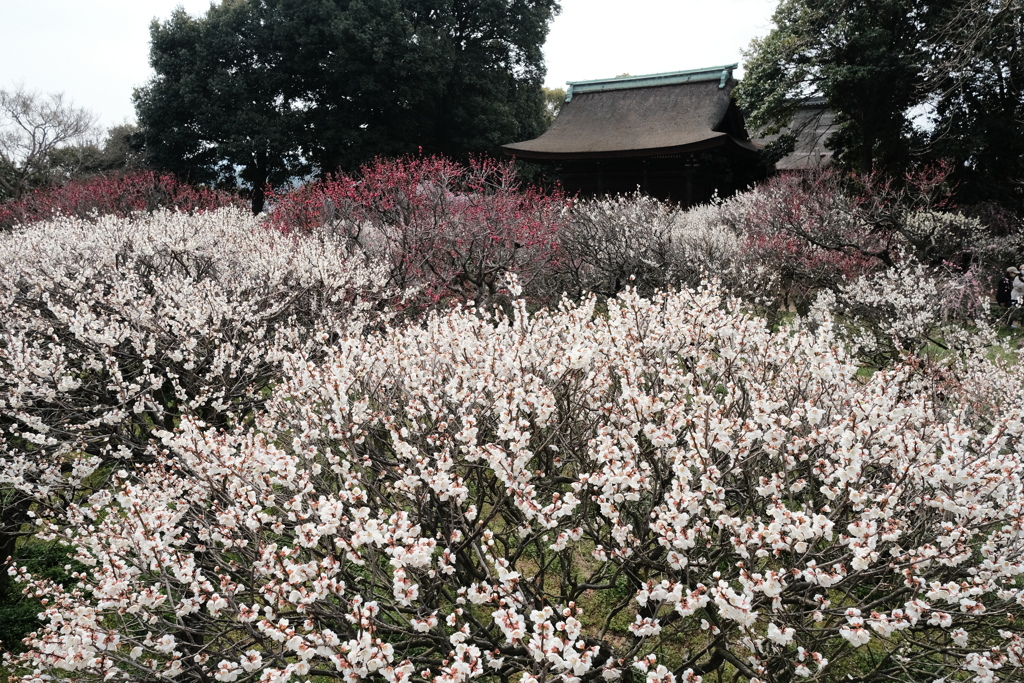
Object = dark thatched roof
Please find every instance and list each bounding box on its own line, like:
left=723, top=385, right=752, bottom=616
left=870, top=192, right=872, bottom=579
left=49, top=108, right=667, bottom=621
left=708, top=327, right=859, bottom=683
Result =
left=503, top=65, right=759, bottom=160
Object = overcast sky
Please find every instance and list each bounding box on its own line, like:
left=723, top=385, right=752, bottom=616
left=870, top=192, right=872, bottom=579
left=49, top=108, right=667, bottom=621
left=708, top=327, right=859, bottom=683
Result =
left=0, top=0, right=778, bottom=130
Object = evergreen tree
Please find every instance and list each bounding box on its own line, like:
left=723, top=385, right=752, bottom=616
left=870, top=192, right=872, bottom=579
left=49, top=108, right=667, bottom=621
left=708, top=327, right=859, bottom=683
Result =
left=925, top=0, right=1024, bottom=211
left=739, top=0, right=1024, bottom=213
left=134, top=0, right=308, bottom=214
left=737, top=0, right=938, bottom=175
left=133, top=0, right=559, bottom=212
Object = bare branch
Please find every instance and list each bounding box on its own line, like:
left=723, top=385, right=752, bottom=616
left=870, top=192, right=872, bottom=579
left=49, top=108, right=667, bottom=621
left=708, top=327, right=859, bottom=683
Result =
left=0, top=85, right=99, bottom=198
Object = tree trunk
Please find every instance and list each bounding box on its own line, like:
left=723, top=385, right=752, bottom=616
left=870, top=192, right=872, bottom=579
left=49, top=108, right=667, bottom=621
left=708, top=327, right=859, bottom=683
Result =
left=249, top=151, right=269, bottom=215
left=251, top=183, right=266, bottom=215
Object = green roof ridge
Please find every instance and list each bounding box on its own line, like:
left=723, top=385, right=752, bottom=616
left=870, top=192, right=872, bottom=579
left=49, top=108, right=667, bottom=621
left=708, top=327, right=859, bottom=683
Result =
left=565, top=64, right=737, bottom=102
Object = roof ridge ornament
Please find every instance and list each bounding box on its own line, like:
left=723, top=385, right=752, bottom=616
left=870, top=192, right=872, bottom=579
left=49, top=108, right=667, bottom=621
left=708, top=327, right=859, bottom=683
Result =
left=564, top=64, right=737, bottom=101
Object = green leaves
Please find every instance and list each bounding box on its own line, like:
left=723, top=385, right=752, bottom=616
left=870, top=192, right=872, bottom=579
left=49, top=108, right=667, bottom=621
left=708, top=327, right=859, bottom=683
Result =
left=740, top=0, right=1024, bottom=214
left=737, top=0, right=932, bottom=174
left=134, top=2, right=309, bottom=213
left=133, top=0, right=561, bottom=212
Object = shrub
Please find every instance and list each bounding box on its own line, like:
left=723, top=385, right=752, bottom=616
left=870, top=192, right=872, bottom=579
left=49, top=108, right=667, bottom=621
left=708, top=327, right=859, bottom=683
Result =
left=718, top=166, right=1024, bottom=320
left=0, top=208, right=390, bottom=604
left=730, top=171, right=884, bottom=312
left=11, top=284, right=1024, bottom=683
left=268, top=156, right=568, bottom=308
left=810, top=256, right=996, bottom=366
left=0, top=542, right=84, bottom=653
left=665, top=196, right=787, bottom=315
left=554, top=193, right=781, bottom=317
left=0, top=171, right=241, bottom=229
left=556, top=192, right=679, bottom=297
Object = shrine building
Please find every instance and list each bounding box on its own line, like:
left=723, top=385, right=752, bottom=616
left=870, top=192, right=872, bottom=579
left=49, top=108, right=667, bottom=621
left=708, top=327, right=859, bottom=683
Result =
left=502, top=64, right=765, bottom=204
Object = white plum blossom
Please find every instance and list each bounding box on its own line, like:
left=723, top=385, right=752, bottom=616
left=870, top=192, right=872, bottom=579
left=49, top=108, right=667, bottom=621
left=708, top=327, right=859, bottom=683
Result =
left=766, top=622, right=795, bottom=646
left=3, top=211, right=1024, bottom=682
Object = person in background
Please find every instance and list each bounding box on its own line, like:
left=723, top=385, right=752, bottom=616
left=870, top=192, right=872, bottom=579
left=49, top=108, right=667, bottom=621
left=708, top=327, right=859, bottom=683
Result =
left=1011, top=266, right=1024, bottom=327
left=998, top=266, right=1018, bottom=308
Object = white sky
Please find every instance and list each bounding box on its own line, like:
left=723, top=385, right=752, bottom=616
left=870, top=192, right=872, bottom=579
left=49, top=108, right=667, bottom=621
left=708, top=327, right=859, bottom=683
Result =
left=544, top=0, right=777, bottom=88
left=0, top=0, right=778, bottom=130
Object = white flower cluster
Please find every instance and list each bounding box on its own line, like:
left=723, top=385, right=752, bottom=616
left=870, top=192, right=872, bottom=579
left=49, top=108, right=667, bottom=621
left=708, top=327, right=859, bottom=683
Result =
left=812, top=255, right=996, bottom=364
left=557, top=192, right=768, bottom=306
left=0, top=207, right=389, bottom=520
left=902, top=210, right=1023, bottom=267
left=558, top=192, right=681, bottom=297
left=5, top=237, right=1024, bottom=682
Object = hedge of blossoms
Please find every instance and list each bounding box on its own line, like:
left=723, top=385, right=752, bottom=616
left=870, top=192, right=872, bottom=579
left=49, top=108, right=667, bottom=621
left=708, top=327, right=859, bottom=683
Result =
left=0, top=208, right=390, bottom=587
left=558, top=173, right=1013, bottom=366
left=0, top=171, right=241, bottom=231
left=8, top=274, right=1024, bottom=682
left=1, top=159, right=1010, bottom=346
left=810, top=258, right=997, bottom=367
left=709, top=170, right=1021, bottom=321
left=266, top=156, right=567, bottom=308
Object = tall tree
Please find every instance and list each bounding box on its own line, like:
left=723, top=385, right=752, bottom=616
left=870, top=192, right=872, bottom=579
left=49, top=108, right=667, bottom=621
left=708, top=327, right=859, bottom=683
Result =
left=134, top=0, right=308, bottom=213
left=33, top=124, right=147, bottom=187
left=737, top=0, right=940, bottom=175
left=134, top=0, right=559, bottom=209
left=541, top=86, right=567, bottom=126
left=271, top=0, right=560, bottom=171
left=925, top=0, right=1024, bottom=211
left=411, top=0, right=556, bottom=156
left=739, top=0, right=1024, bottom=212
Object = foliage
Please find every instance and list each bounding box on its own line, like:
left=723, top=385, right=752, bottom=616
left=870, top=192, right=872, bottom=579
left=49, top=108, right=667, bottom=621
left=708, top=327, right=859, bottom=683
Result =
left=737, top=0, right=934, bottom=174
left=0, top=204, right=388, bottom=472
left=7, top=280, right=1024, bottom=682
left=733, top=172, right=881, bottom=312
left=542, top=86, right=567, bottom=125
left=34, top=124, right=148, bottom=186
left=0, top=86, right=99, bottom=201
left=288, top=0, right=559, bottom=171
left=267, top=155, right=568, bottom=307
left=666, top=197, right=786, bottom=313
left=723, top=168, right=1020, bottom=312
left=739, top=0, right=1024, bottom=213
left=550, top=178, right=873, bottom=314
left=545, top=172, right=1006, bottom=346
left=134, top=0, right=561, bottom=212
left=0, top=170, right=241, bottom=230
left=0, top=542, right=84, bottom=652
left=0, top=165, right=1023, bottom=680
left=925, top=0, right=1024, bottom=213
left=133, top=1, right=308, bottom=214
left=506, top=170, right=1010, bottom=332
left=553, top=192, right=774, bottom=307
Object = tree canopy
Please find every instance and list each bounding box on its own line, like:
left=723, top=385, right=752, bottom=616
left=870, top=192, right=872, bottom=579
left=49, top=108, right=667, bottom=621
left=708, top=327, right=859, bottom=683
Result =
left=133, top=0, right=308, bottom=214
left=925, top=0, right=1024, bottom=210
left=542, top=86, right=567, bottom=125
left=133, top=0, right=560, bottom=213
left=737, top=0, right=937, bottom=175
left=738, top=0, right=1024, bottom=212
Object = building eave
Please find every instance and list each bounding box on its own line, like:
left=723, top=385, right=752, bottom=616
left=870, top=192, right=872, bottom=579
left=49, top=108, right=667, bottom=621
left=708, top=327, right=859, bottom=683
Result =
left=503, top=134, right=759, bottom=161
